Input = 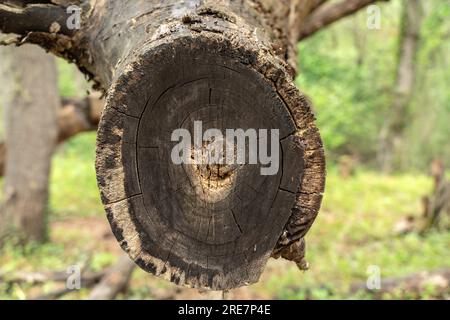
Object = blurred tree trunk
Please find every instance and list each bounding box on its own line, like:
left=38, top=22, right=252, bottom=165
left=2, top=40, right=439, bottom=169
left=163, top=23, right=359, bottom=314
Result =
left=0, top=94, right=103, bottom=177
left=378, top=0, right=423, bottom=172
left=0, top=45, right=59, bottom=242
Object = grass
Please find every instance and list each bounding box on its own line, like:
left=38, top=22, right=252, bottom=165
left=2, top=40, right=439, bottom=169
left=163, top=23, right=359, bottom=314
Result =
left=1, top=135, right=448, bottom=299
left=250, top=168, right=449, bottom=299
left=49, top=132, right=102, bottom=219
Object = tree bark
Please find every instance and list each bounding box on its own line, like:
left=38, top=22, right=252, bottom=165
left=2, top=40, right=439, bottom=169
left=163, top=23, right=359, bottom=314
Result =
left=0, top=44, right=59, bottom=242
left=90, top=0, right=325, bottom=290
left=378, top=0, right=423, bottom=172
left=0, top=0, right=366, bottom=289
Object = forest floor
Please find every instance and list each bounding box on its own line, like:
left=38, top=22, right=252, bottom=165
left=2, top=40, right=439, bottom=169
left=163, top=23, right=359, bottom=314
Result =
left=0, top=132, right=449, bottom=300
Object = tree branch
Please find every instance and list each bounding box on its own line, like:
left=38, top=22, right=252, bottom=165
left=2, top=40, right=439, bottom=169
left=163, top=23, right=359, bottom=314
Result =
left=0, top=94, right=103, bottom=176
left=88, top=255, right=136, bottom=300
left=0, top=269, right=104, bottom=285
left=57, top=94, right=103, bottom=142
left=0, top=2, right=74, bottom=36
left=309, top=0, right=328, bottom=14
left=299, top=0, right=389, bottom=40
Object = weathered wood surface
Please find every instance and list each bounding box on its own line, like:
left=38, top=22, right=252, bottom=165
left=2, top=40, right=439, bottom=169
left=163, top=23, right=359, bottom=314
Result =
left=5, top=0, right=410, bottom=289
left=0, top=0, right=328, bottom=290
left=92, top=0, right=325, bottom=290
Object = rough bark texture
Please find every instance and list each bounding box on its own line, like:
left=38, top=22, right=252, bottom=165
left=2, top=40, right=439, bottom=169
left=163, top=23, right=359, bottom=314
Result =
left=0, top=0, right=384, bottom=289
left=91, top=0, right=325, bottom=290
left=0, top=0, right=389, bottom=291
left=378, top=0, right=423, bottom=172
left=0, top=143, right=5, bottom=177
left=0, top=44, right=59, bottom=242
left=2, top=0, right=327, bottom=290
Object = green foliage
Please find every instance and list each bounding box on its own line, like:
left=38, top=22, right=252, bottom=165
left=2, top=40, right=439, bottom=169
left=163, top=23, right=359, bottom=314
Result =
left=404, top=0, right=450, bottom=169
left=251, top=171, right=450, bottom=299
left=57, top=58, right=81, bottom=97
left=90, top=252, right=116, bottom=272
left=297, top=0, right=450, bottom=170
left=2, top=138, right=449, bottom=299
left=296, top=4, right=399, bottom=164
left=49, top=132, right=103, bottom=218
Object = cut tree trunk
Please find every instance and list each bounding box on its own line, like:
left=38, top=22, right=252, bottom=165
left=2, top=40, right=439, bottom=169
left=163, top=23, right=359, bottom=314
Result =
left=0, top=44, right=59, bottom=242
left=90, top=0, right=326, bottom=290
left=4, top=0, right=326, bottom=290
left=0, top=0, right=390, bottom=291
left=1, top=0, right=389, bottom=290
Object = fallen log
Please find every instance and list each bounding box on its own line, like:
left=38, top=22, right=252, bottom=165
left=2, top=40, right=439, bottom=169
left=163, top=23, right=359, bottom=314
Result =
left=0, top=269, right=103, bottom=285
left=33, top=287, right=80, bottom=300
left=0, top=0, right=385, bottom=290
left=32, top=271, right=104, bottom=300
left=91, top=0, right=326, bottom=291
left=2, top=257, right=134, bottom=300
left=2, top=0, right=326, bottom=291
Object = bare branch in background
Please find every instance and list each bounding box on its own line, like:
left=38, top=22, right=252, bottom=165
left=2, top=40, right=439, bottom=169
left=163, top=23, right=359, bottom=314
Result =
left=0, top=94, right=103, bottom=177
left=309, top=0, right=328, bottom=13
left=0, top=270, right=104, bottom=285
left=299, top=0, right=389, bottom=40
left=88, top=255, right=136, bottom=300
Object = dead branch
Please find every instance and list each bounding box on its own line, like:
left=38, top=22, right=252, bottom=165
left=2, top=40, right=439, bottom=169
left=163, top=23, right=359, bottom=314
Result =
left=31, top=271, right=103, bottom=300
left=349, top=269, right=450, bottom=298
left=299, top=0, right=389, bottom=40
left=0, top=2, right=74, bottom=36
left=88, top=255, right=136, bottom=300
left=0, top=269, right=104, bottom=285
